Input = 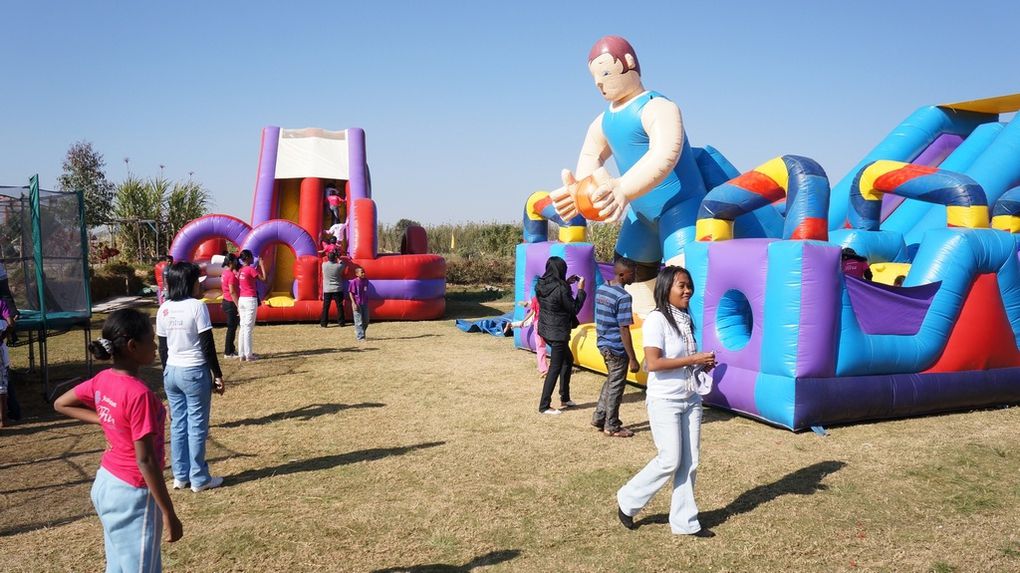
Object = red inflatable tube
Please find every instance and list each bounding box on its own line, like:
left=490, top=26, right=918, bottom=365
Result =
left=206, top=297, right=445, bottom=323
left=299, top=177, right=324, bottom=240
left=293, top=255, right=320, bottom=301
left=401, top=225, right=429, bottom=254
left=350, top=254, right=446, bottom=280
left=349, top=198, right=377, bottom=259
left=195, top=238, right=226, bottom=260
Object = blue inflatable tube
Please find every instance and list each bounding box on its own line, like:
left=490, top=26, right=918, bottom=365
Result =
left=887, top=121, right=1003, bottom=242
left=828, top=106, right=993, bottom=229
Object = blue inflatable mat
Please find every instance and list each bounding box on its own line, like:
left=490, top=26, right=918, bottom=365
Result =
left=455, top=311, right=513, bottom=336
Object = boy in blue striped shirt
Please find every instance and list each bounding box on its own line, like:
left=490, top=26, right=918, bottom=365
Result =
left=592, top=258, right=640, bottom=437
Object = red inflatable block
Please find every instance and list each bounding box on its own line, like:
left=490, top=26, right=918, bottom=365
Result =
left=925, top=273, right=1020, bottom=372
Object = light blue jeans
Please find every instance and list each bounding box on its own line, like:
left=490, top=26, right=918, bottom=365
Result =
left=163, top=364, right=213, bottom=487
left=617, top=395, right=703, bottom=534
left=91, top=467, right=163, bottom=572
left=353, top=303, right=369, bottom=340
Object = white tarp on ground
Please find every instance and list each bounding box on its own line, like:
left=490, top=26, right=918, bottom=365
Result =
left=275, top=128, right=349, bottom=180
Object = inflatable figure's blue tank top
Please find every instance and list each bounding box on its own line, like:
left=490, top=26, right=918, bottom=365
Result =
left=601, top=91, right=706, bottom=221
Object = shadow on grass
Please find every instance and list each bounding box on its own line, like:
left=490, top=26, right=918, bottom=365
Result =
left=214, top=402, right=385, bottom=428
left=0, top=513, right=93, bottom=538
left=567, top=391, right=646, bottom=412
left=224, top=441, right=445, bottom=487
left=444, top=289, right=511, bottom=321
left=0, top=418, right=85, bottom=437
left=634, top=460, right=847, bottom=530
left=627, top=407, right=734, bottom=434
left=257, top=346, right=380, bottom=360
left=371, top=549, right=522, bottom=572
left=370, top=334, right=440, bottom=341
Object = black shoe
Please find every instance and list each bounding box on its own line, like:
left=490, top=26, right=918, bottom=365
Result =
left=691, top=528, right=716, bottom=538
left=618, top=506, right=636, bottom=530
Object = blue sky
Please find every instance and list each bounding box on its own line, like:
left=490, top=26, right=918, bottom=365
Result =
left=2, top=1, right=1018, bottom=225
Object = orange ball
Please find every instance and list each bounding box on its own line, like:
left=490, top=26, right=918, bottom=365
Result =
left=571, top=175, right=606, bottom=221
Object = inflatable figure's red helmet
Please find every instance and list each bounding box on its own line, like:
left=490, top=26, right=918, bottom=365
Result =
left=587, top=36, right=640, bottom=75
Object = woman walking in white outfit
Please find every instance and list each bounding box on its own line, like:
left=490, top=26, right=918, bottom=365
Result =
left=617, top=266, right=717, bottom=537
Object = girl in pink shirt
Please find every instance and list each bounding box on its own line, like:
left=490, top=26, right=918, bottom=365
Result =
left=236, top=249, right=266, bottom=361
left=326, top=187, right=344, bottom=226
left=54, top=309, right=182, bottom=571
left=220, top=254, right=241, bottom=358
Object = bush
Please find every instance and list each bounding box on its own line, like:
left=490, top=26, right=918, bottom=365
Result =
left=89, top=261, right=151, bottom=300
left=445, top=255, right=515, bottom=286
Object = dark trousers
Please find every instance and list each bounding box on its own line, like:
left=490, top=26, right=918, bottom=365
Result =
left=222, top=300, right=239, bottom=355
left=539, top=339, right=572, bottom=412
left=321, top=292, right=345, bottom=326
left=593, top=348, right=629, bottom=431
left=328, top=206, right=341, bottom=226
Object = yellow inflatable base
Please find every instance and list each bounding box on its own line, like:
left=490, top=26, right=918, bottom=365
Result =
left=265, top=293, right=297, bottom=308
left=568, top=323, right=648, bottom=385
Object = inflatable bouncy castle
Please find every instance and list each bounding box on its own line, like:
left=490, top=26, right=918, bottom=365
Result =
left=168, top=127, right=445, bottom=322
left=515, top=76, right=1020, bottom=427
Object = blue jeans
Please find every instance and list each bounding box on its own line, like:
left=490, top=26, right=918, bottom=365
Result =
left=617, top=395, right=703, bottom=534
left=163, top=365, right=213, bottom=487
left=91, top=467, right=163, bottom=572
left=353, top=303, right=369, bottom=339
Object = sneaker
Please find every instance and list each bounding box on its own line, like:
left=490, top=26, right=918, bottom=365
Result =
left=618, top=506, right=636, bottom=530
left=191, top=476, right=224, bottom=492
left=223, top=353, right=237, bottom=359
left=172, top=479, right=189, bottom=490
left=606, top=427, right=635, bottom=438
left=540, top=409, right=562, bottom=416
left=691, top=528, right=716, bottom=538
left=560, top=400, right=577, bottom=408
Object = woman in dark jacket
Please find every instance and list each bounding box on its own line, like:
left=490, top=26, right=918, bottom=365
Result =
left=535, top=256, right=586, bottom=415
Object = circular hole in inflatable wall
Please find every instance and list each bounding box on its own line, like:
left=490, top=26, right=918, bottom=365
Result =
left=715, top=289, right=753, bottom=351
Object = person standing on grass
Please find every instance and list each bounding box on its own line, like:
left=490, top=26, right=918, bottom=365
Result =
left=220, top=253, right=241, bottom=358
left=535, top=256, right=587, bottom=415
left=321, top=250, right=348, bottom=328
left=348, top=267, right=369, bottom=341
left=592, top=257, right=640, bottom=437
left=158, top=262, right=226, bottom=493
left=54, top=309, right=183, bottom=571
left=617, top=266, right=716, bottom=537
left=236, top=249, right=266, bottom=361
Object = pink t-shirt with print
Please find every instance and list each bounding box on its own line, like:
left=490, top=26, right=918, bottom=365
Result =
left=221, top=269, right=238, bottom=302
left=238, top=265, right=260, bottom=298
left=74, top=370, right=166, bottom=488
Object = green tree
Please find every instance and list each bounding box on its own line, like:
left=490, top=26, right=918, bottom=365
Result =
left=164, top=178, right=210, bottom=248
left=57, top=141, right=115, bottom=227
left=112, top=176, right=164, bottom=261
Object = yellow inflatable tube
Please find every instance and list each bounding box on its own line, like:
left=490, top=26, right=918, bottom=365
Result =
left=569, top=322, right=648, bottom=385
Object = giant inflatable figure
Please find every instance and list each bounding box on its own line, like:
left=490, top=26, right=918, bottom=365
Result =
left=552, top=36, right=704, bottom=276
left=167, top=127, right=445, bottom=323
left=513, top=41, right=1020, bottom=430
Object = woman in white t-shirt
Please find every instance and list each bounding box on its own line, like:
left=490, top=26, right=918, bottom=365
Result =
left=616, top=266, right=717, bottom=537
left=156, top=263, right=226, bottom=492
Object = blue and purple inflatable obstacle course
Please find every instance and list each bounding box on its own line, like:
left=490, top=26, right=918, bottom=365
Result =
left=515, top=94, right=1020, bottom=430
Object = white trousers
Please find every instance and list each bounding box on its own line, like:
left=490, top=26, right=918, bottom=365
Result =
left=237, top=296, right=258, bottom=358
left=617, top=395, right=702, bottom=534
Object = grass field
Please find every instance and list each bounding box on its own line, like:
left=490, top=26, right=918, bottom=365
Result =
left=1, top=293, right=1019, bottom=572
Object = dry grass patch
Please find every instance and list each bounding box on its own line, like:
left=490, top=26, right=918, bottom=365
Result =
left=1, top=297, right=1019, bottom=572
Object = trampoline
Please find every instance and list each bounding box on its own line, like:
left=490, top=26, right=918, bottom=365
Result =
left=0, top=175, right=92, bottom=400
